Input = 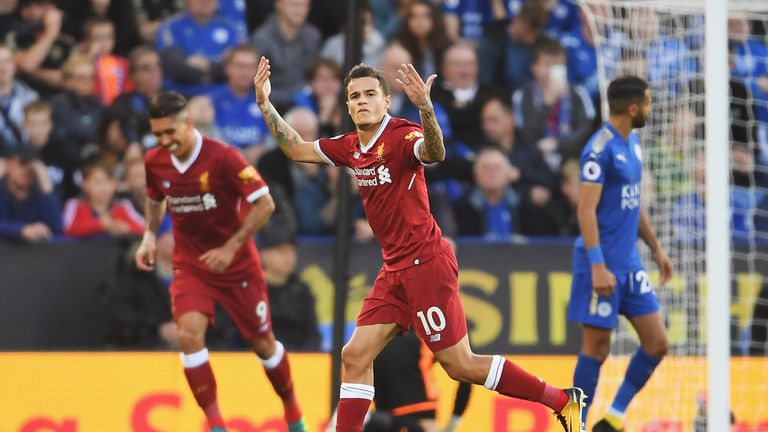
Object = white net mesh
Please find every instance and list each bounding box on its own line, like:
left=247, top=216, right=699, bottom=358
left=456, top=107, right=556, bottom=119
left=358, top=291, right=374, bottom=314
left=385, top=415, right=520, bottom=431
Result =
left=579, top=1, right=768, bottom=430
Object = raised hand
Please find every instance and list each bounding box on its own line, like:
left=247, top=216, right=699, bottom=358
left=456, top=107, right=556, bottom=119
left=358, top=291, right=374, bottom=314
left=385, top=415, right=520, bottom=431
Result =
left=253, top=56, right=272, bottom=107
left=396, top=63, right=436, bottom=112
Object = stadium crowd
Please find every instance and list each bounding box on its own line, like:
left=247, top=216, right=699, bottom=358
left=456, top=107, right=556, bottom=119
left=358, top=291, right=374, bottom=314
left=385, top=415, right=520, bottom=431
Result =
left=1, top=0, right=768, bottom=350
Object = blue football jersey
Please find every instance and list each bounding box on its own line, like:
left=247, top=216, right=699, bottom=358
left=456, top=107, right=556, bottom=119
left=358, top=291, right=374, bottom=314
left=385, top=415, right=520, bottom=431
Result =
left=155, top=12, right=244, bottom=60
left=210, top=86, right=270, bottom=149
left=573, top=123, right=644, bottom=274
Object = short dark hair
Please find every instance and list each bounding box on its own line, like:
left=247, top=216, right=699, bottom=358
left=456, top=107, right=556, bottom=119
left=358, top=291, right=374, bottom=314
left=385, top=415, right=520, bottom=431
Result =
left=516, top=1, right=549, bottom=30
left=607, top=75, right=650, bottom=115
left=533, top=38, right=565, bottom=64
left=343, top=64, right=390, bottom=99
left=225, top=43, right=259, bottom=65
left=149, top=91, right=188, bottom=119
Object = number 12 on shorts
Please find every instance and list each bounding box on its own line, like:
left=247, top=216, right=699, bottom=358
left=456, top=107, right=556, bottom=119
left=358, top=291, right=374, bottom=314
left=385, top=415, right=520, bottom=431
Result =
left=416, top=306, right=447, bottom=335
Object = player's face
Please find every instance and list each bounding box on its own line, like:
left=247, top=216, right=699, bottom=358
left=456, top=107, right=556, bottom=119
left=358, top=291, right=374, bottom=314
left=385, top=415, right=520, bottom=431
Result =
left=346, top=76, right=391, bottom=129
left=150, top=114, right=196, bottom=159
left=630, top=89, right=652, bottom=129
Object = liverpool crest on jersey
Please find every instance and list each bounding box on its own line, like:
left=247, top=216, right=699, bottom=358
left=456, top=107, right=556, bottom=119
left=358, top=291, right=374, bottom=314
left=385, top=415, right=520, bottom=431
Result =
left=375, top=142, right=386, bottom=164
left=199, top=171, right=210, bottom=193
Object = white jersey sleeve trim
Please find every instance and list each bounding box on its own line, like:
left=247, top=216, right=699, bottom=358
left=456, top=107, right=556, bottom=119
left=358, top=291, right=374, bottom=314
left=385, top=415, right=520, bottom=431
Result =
left=313, top=140, right=336, bottom=166
left=246, top=185, right=270, bottom=203
left=413, top=138, right=438, bottom=166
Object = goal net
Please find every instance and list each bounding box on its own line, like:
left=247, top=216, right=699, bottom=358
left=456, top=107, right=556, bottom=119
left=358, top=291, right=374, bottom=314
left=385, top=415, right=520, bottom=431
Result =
left=579, top=1, right=768, bottom=430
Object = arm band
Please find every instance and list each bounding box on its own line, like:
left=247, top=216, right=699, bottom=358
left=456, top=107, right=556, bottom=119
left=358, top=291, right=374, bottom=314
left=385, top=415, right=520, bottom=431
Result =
left=587, top=247, right=605, bottom=265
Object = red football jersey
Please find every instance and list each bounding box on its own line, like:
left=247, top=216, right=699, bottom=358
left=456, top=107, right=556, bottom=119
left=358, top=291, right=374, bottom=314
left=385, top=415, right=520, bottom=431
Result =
left=144, top=130, right=269, bottom=281
left=316, top=114, right=448, bottom=270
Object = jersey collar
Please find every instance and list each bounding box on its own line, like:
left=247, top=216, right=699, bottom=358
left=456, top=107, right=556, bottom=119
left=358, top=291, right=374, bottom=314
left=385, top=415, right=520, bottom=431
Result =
left=359, top=113, right=391, bottom=153
left=603, top=123, right=630, bottom=146
left=171, top=129, right=203, bottom=174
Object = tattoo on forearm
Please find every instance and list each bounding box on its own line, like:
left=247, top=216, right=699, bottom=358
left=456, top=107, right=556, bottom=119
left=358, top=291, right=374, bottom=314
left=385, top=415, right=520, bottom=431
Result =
left=263, top=103, right=302, bottom=152
left=420, top=109, right=445, bottom=161
left=145, top=199, right=166, bottom=233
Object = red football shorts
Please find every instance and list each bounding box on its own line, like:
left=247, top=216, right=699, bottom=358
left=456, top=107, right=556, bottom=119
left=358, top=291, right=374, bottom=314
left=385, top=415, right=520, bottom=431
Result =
left=357, top=247, right=468, bottom=352
left=170, top=268, right=272, bottom=341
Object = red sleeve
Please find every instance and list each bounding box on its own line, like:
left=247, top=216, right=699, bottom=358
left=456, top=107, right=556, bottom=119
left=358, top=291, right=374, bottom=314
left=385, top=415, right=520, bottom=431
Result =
left=396, top=123, right=428, bottom=167
left=221, top=147, right=270, bottom=203
left=314, top=134, right=349, bottom=167
left=144, top=160, right=165, bottom=202
left=63, top=199, right=106, bottom=237
left=113, top=200, right=145, bottom=235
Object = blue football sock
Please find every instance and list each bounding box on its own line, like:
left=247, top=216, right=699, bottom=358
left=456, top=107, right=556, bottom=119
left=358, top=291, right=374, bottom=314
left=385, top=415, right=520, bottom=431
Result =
left=610, top=348, right=662, bottom=415
left=574, top=353, right=603, bottom=423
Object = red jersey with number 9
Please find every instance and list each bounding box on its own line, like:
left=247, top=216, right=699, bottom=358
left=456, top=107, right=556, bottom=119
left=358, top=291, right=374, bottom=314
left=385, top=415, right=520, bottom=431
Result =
left=144, top=130, right=269, bottom=282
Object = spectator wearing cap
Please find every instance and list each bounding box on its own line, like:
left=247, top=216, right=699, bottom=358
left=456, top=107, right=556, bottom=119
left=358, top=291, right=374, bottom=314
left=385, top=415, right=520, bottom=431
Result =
left=258, top=203, right=321, bottom=352
left=155, top=0, right=245, bottom=93
left=251, top=0, right=321, bottom=112
left=7, top=0, right=75, bottom=96
left=0, top=44, right=39, bottom=156
left=0, top=144, right=62, bottom=242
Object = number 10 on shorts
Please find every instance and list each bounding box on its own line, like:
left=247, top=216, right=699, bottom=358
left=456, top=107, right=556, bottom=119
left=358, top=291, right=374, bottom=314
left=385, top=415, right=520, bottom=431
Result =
left=416, top=306, right=447, bottom=335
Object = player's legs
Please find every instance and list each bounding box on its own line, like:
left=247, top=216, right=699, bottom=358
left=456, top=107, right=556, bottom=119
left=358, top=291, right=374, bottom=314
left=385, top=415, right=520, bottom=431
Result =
left=598, top=311, right=668, bottom=430
left=215, top=274, right=306, bottom=431
left=337, top=323, right=401, bottom=432
left=176, top=310, right=226, bottom=430
left=575, top=325, right=612, bottom=425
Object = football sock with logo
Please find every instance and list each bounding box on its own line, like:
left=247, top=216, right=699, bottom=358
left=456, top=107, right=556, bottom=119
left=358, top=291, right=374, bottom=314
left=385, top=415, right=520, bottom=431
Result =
left=336, top=383, right=375, bottom=432
left=484, top=355, right=569, bottom=412
left=260, top=341, right=302, bottom=424
left=609, top=348, right=661, bottom=416
left=574, top=352, right=603, bottom=423
left=182, top=348, right=225, bottom=427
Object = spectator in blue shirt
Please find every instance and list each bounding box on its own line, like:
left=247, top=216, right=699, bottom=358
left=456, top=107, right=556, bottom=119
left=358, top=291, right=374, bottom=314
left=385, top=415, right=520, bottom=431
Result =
left=478, top=1, right=548, bottom=93
left=442, top=0, right=505, bottom=43
left=291, top=58, right=344, bottom=138
left=208, top=44, right=270, bottom=164
left=155, top=0, right=245, bottom=93
left=0, top=145, right=62, bottom=242
left=0, top=44, right=39, bottom=156
left=454, top=147, right=520, bottom=239
left=506, top=0, right=581, bottom=41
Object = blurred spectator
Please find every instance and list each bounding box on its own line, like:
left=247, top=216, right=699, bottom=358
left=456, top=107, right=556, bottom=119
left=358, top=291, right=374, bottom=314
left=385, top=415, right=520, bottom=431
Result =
left=370, top=0, right=401, bottom=40
left=320, top=1, right=385, bottom=68
left=631, top=9, right=697, bottom=97
left=63, top=161, right=143, bottom=238
left=50, top=55, right=103, bottom=160
left=22, top=100, right=79, bottom=200
left=0, top=43, right=39, bottom=155
left=432, top=41, right=498, bottom=149
left=454, top=147, right=519, bottom=239
left=442, top=0, right=507, bottom=42
left=79, top=18, right=134, bottom=106
left=395, top=0, right=452, bottom=78
left=187, top=95, right=222, bottom=140
left=59, top=0, right=140, bottom=57
left=0, top=144, right=62, bottom=242
left=478, top=1, right=548, bottom=92
left=295, top=166, right=369, bottom=240
left=259, top=106, right=320, bottom=199
left=554, top=158, right=579, bottom=236
left=120, top=157, right=146, bottom=216
left=506, top=0, right=580, bottom=40
left=649, top=105, right=699, bottom=201
left=133, top=0, right=183, bottom=43
left=512, top=39, right=596, bottom=166
left=0, top=0, right=17, bottom=41
left=111, top=45, right=164, bottom=148
left=88, top=106, right=143, bottom=179
left=217, top=0, right=248, bottom=37
left=251, top=0, right=320, bottom=111
left=155, top=0, right=245, bottom=91
left=104, top=225, right=177, bottom=349
left=729, top=13, right=768, bottom=165
left=7, top=0, right=74, bottom=95
left=292, top=58, right=343, bottom=138
left=209, top=44, right=270, bottom=164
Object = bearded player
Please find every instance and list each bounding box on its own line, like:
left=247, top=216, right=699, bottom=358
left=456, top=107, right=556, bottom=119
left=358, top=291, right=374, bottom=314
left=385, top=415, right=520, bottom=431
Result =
left=135, top=91, right=306, bottom=432
left=253, top=57, right=586, bottom=432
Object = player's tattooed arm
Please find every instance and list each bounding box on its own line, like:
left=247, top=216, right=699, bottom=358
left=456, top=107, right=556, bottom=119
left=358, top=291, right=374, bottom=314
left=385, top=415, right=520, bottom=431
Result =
left=396, top=63, right=445, bottom=163
left=136, top=198, right=166, bottom=271
left=143, top=198, right=166, bottom=235
left=254, top=56, right=324, bottom=164
left=228, top=193, right=275, bottom=249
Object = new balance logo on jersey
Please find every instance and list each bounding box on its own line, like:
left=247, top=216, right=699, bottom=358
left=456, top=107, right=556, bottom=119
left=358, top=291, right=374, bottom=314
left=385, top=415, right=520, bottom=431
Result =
left=430, top=334, right=441, bottom=343
left=377, top=165, right=391, bottom=184
left=621, top=182, right=641, bottom=210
